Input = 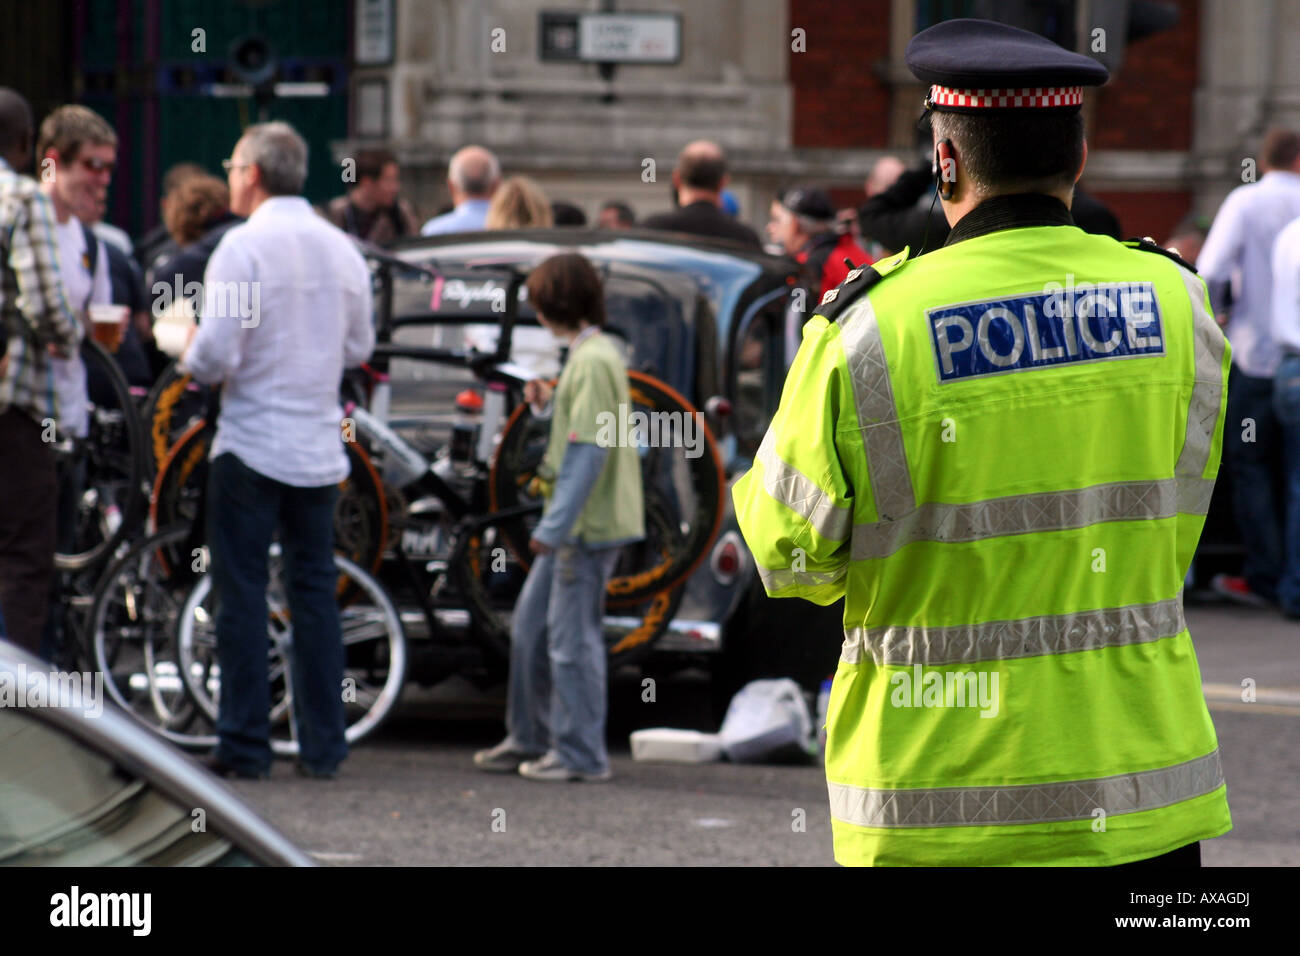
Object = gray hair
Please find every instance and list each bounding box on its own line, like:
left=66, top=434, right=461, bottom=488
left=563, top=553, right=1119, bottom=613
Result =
left=239, top=121, right=308, bottom=196
left=448, top=145, right=500, bottom=198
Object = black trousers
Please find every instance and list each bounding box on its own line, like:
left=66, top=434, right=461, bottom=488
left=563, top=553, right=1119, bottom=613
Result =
left=1114, top=841, right=1201, bottom=868
left=0, top=409, right=57, bottom=654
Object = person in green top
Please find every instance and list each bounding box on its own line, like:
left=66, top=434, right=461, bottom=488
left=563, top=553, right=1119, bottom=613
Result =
left=474, top=252, right=645, bottom=782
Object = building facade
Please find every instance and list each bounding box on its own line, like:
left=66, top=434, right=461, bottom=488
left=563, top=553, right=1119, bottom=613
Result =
left=346, top=0, right=1300, bottom=244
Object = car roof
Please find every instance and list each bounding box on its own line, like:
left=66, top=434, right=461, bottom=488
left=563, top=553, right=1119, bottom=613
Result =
left=394, top=226, right=795, bottom=275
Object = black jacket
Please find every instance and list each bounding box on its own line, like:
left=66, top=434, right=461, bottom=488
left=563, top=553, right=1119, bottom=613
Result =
left=642, top=200, right=762, bottom=249
left=858, top=161, right=950, bottom=257
left=152, top=212, right=244, bottom=292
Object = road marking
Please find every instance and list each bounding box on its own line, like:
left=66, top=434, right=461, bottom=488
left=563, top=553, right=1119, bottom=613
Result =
left=1207, top=701, right=1300, bottom=717
left=1203, top=682, right=1300, bottom=711
left=309, top=851, right=363, bottom=861
left=694, top=818, right=734, bottom=828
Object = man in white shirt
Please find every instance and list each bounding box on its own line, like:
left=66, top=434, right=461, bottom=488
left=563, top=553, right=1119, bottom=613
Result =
left=36, top=105, right=116, bottom=442
left=419, top=145, right=499, bottom=236
left=182, top=121, right=375, bottom=779
left=1270, top=211, right=1300, bottom=618
left=1197, top=127, right=1300, bottom=606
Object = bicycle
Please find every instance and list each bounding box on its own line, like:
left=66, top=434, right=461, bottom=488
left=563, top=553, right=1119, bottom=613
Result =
left=88, top=523, right=406, bottom=752
left=325, top=248, right=725, bottom=669
left=54, top=337, right=149, bottom=572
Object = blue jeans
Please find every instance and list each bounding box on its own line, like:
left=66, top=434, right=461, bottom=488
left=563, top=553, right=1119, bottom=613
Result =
left=207, top=452, right=347, bottom=774
left=505, top=541, right=620, bottom=774
left=1273, top=356, right=1300, bottom=613
left=1225, top=365, right=1283, bottom=600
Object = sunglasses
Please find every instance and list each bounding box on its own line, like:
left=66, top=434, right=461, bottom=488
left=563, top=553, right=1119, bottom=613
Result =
left=78, top=156, right=115, bottom=175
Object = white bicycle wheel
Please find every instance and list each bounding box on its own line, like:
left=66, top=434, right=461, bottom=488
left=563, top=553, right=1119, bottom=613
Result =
left=176, top=546, right=407, bottom=755
left=89, top=524, right=216, bottom=749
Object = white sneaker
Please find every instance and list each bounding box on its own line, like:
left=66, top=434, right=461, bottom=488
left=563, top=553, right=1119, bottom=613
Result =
left=518, top=752, right=612, bottom=783
left=473, top=739, right=540, bottom=773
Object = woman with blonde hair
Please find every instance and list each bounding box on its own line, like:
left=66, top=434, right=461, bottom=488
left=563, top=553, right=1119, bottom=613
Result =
left=473, top=176, right=560, bottom=372
left=485, top=175, right=553, bottom=229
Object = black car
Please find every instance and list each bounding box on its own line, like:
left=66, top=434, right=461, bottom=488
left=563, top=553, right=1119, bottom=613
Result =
left=378, top=227, right=846, bottom=712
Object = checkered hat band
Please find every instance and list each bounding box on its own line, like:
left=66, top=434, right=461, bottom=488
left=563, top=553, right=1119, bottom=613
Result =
left=930, top=85, right=1083, bottom=108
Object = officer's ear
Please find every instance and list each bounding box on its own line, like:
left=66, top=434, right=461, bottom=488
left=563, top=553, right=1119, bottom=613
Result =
left=934, top=138, right=957, bottom=201
left=1074, top=139, right=1089, bottom=184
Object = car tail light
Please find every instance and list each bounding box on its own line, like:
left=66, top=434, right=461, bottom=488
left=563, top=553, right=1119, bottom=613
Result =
left=711, top=532, right=743, bottom=585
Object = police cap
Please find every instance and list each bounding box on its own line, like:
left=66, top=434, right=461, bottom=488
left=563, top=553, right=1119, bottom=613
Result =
left=907, top=18, right=1109, bottom=113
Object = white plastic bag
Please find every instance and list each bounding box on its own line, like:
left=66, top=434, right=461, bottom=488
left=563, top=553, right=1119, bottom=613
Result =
left=718, top=678, right=815, bottom=763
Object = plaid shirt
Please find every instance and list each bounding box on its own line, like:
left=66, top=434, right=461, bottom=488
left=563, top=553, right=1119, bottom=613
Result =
left=0, top=158, right=82, bottom=426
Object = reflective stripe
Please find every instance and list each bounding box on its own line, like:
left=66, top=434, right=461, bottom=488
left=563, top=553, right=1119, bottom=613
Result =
left=840, top=593, right=1185, bottom=666
left=837, top=298, right=915, bottom=520
left=756, top=562, right=847, bottom=593
left=1175, top=269, right=1227, bottom=482
left=850, top=477, right=1210, bottom=562
left=756, top=430, right=851, bottom=543
left=827, top=749, right=1223, bottom=828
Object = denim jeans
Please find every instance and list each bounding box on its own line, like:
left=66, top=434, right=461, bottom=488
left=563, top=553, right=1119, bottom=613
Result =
left=207, top=452, right=347, bottom=774
left=1273, top=355, right=1300, bottom=613
left=1224, top=365, right=1283, bottom=600
left=505, top=540, right=620, bottom=774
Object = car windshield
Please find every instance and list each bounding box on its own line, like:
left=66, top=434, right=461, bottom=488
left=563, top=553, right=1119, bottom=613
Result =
left=0, top=705, right=245, bottom=866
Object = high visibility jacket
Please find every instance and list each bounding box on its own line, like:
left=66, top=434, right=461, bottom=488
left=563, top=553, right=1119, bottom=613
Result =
left=733, top=203, right=1233, bottom=866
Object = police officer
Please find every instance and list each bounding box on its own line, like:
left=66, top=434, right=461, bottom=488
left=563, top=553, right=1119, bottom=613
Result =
left=734, top=18, right=1232, bottom=866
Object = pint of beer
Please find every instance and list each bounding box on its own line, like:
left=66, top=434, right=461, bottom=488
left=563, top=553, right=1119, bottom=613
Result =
left=89, top=303, right=129, bottom=352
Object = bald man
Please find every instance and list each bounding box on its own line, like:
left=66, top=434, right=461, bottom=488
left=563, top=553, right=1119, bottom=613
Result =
left=642, top=140, right=760, bottom=248
left=864, top=155, right=906, bottom=199
left=420, top=145, right=501, bottom=236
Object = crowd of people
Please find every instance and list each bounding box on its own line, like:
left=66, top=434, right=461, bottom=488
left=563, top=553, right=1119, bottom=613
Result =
left=1195, top=126, right=1300, bottom=619
left=2, top=67, right=1295, bottom=789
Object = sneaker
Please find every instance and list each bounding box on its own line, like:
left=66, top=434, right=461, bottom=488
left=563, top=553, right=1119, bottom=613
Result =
left=518, top=752, right=612, bottom=783
left=473, top=739, right=540, bottom=773
left=1210, top=574, right=1272, bottom=608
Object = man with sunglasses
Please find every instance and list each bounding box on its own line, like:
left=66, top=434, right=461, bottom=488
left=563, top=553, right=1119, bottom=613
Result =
left=36, top=106, right=118, bottom=444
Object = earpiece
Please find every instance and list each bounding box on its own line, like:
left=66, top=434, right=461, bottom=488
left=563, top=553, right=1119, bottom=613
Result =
left=934, top=138, right=955, bottom=201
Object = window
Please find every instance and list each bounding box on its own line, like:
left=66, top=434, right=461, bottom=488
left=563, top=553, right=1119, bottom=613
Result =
left=0, top=707, right=249, bottom=866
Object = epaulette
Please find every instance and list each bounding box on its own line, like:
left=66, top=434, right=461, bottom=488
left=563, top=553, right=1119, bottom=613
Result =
left=1123, top=236, right=1198, bottom=274
left=812, top=247, right=911, bottom=324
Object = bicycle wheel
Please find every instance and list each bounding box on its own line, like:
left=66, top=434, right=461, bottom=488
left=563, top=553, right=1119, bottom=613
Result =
left=55, top=339, right=148, bottom=572
left=149, top=419, right=388, bottom=578
left=489, top=369, right=725, bottom=607
left=454, top=489, right=686, bottom=668
left=176, top=546, right=407, bottom=754
left=88, top=524, right=213, bottom=748
left=140, top=360, right=208, bottom=478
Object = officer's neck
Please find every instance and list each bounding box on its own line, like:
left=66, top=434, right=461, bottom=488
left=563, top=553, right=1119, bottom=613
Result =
left=942, top=185, right=1073, bottom=228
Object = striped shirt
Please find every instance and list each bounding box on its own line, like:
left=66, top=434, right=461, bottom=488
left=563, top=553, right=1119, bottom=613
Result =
left=0, top=158, right=82, bottom=426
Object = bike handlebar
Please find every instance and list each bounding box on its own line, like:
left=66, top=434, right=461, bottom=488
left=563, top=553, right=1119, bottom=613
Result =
left=369, top=343, right=539, bottom=386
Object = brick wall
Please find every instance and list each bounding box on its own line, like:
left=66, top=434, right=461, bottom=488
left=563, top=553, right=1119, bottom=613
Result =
left=788, top=0, right=892, bottom=148
left=1091, top=0, right=1199, bottom=150
left=1091, top=190, right=1191, bottom=245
